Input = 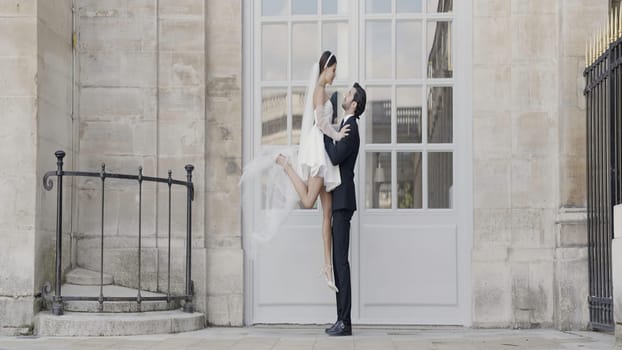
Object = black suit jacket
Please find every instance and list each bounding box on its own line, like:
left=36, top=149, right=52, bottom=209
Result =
left=324, top=117, right=359, bottom=212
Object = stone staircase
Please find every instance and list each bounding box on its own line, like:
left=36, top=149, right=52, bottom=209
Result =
left=35, top=267, right=204, bottom=336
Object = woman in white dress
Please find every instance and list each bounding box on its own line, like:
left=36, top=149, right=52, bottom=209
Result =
left=276, top=51, right=349, bottom=292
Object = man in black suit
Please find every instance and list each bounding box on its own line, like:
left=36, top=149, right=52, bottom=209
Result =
left=323, top=83, right=366, bottom=336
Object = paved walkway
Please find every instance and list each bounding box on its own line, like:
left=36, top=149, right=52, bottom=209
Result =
left=0, top=326, right=616, bottom=350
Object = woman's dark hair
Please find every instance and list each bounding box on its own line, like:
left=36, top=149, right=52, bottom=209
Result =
left=352, top=82, right=366, bottom=118
left=318, top=50, right=337, bottom=75
left=330, top=91, right=338, bottom=123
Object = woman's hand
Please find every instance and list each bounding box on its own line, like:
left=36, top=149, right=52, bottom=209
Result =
left=337, top=124, right=350, bottom=140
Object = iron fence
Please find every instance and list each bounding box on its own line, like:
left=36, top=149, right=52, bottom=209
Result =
left=584, top=16, right=621, bottom=331
left=42, top=150, right=195, bottom=315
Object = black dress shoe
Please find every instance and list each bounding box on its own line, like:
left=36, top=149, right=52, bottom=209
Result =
left=326, top=320, right=352, bottom=336
left=324, top=320, right=340, bottom=333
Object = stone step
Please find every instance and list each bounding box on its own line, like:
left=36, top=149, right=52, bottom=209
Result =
left=34, top=310, right=205, bottom=336
left=60, top=284, right=180, bottom=312
left=65, top=267, right=113, bottom=286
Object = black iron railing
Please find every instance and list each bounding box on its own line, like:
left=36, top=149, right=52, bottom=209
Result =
left=42, top=150, right=195, bottom=315
left=584, top=32, right=619, bottom=332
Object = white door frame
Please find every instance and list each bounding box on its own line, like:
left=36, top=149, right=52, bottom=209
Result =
left=242, top=0, right=473, bottom=326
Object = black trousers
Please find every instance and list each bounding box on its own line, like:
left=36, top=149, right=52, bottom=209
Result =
left=332, top=209, right=353, bottom=325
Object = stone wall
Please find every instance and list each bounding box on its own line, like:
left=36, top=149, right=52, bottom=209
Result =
left=34, top=0, right=73, bottom=314
left=0, top=0, right=38, bottom=336
left=0, top=0, right=73, bottom=335
left=472, top=0, right=606, bottom=329
left=73, top=0, right=243, bottom=325
left=554, top=0, right=604, bottom=330
left=204, top=0, right=243, bottom=326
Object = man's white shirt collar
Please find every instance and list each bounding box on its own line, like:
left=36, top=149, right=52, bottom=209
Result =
left=342, top=114, right=355, bottom=124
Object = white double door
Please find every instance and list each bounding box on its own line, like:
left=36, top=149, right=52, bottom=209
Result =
left=247, top=206, right=470, bottom=325
left=243, top=0, right=471, bottom=325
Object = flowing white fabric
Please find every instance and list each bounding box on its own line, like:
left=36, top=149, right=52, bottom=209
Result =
left=296, top=64, right=319, bottom=172
left=240, top=64, right=323, bottom=243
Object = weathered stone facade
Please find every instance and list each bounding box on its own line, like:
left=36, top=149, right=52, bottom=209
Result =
left=73, top=0, right=243, bottom=325
left=472, top=0, right=605, bottom=329
left=0, top=0, right=73, bottom=335
left=0, top=0, right=617, bottom=332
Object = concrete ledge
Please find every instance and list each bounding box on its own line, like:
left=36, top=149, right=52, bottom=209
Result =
left=34, top=310, right=205, bottom=336
left=65, top=299, right=180, bottom=313
left=0, top=327, right=31, bottom=336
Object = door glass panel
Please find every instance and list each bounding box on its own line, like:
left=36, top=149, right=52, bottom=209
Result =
left=397, top=86, right=422, bottom=143
left=291, top=87, right=306, bottom=144
left=261, top=88, right=288, bottom=145
left=366, top=86, right=392, bottom=144
left=427, top=0, right=452, bottom=13
left=366, top=21, right=392, bottom=79
left=397, top=21, right=423, bottom=79
left=366, top=0, right=391, bottom=13
left=427, top=21, right=452, bottom=78
left=428, top=152, right=453, bottom=208
left=293, top=23, right=318, bottom=80
left=292, top=0, right=317, bottom=14
left=366, top=152, right=392, bottom=209
left=262, top=24, right=288, bottom=81
left=397, top=152, right=423, bottom=208
left=323, top=22, right=350, bottom=81
left=427, top=86, right=452, bottom=143
left=397, top=0, right=422, bottom=12
left=262, top=0, right=288, bottom=16
left=323, top=0, right=349, bottom=14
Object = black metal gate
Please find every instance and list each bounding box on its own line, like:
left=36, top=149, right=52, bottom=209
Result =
left=584, top=27, right=619, bottom=331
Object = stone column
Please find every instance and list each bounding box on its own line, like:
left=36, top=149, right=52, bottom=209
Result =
left=35, top=0, right=73, bottom=316
left=204, top=0, right=244, bottom=326
left=555, top=0, right=607, bottom=330
left=0, top=0, right=38, bottom=335
left=0, top=0, right=73, bottom=335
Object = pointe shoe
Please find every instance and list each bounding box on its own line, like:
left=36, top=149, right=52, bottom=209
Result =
left=321, top=265, right=339, bottom=293
left=275, top=153, right=288, bottom=167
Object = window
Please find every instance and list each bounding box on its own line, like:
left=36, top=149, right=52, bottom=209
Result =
left=363, top=0, right=454, bottom=210
left=253, top=0, right=455, bottom=210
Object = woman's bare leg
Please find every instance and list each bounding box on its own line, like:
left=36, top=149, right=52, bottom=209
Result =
left=277, top=155, right=323, bottom=208
left=319, top=189, right=336, bottom=288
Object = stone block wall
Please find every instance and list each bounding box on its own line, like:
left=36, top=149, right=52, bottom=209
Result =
left=73, top=0, right=243, bottom=325
left=471, top=0, right=606, bottom=329
left=204, top=0, right=243, bottom=326
left=34, top=0, right=73, bottom=311
left=0, top=1, right=38, bottom=335
left=74, top=0, right=205, bottom=294
left=0, top=0, right=73, bottom=335
left=554, top=0, right=604, bottom=330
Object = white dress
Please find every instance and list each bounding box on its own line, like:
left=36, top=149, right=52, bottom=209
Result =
left=298, top=99, right=342, bottom=192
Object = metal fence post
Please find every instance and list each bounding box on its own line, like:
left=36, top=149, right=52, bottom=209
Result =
left=52, top=150, right=65, bottom=316
left=183, top=164, right=194, bottom=313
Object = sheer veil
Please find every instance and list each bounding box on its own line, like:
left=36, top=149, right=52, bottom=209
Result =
left=240, top=63, right=319, bottom=244
left=297, top=63, right=319, bottom=169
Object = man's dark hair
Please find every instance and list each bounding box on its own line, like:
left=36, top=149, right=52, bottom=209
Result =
left=352, top=82, right=366, bottom=118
